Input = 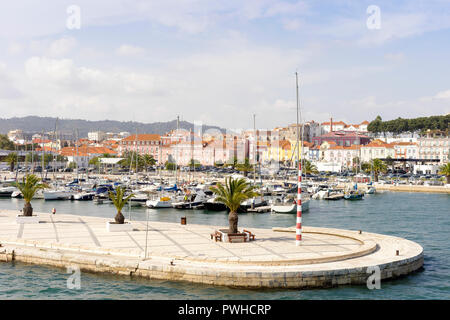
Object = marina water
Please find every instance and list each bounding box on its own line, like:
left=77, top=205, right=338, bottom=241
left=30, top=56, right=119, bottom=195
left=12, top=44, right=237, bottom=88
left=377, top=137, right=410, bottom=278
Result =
left=1, top=191, right=449, bottom=299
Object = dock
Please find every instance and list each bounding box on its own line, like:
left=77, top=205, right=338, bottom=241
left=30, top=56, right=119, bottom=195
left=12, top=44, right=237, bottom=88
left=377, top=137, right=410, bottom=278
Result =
left=246, top=206, right=272, bottom=213
left=0, top=209, right=423, bottom=289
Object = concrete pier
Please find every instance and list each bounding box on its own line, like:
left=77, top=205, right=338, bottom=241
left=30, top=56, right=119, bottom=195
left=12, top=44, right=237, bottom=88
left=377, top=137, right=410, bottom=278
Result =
left=0, top=209, right=423, bottom=289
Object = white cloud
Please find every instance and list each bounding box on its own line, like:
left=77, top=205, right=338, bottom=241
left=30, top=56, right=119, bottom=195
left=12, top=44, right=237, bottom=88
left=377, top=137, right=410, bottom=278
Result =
left=116, top=44, right=146, bottom=57
left=7, top=43, right=23, bottom=55
left=435, top=90, right=450, bottom=100
left=47, top=37, right=77, bottom=57
left=384, top=52, right=405, bottom=62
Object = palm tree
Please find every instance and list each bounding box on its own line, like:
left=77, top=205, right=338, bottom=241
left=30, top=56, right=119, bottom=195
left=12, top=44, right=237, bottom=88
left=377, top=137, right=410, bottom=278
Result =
left=142, top=154, right=156, bottom=172
left=210, top=177, right=258, bottom=234
left=109, top=186, right=134, bottom=224
left=371, top=158, right=387, bottom=182
left=14, top=174, right=48, bottom=216
left=439, top=163, right=450, bottom=184
left=235, top=158, right=253, bottom=177
left=303, top=159, right=318, bottom=175
left=6, top=152, right=18, bottom=172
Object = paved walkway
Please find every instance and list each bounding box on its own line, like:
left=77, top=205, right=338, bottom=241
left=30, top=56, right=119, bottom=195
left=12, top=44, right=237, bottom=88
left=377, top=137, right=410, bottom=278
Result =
left=0, top=209, right=372, bottom=265
left=0, top=209, right=424, bottom=288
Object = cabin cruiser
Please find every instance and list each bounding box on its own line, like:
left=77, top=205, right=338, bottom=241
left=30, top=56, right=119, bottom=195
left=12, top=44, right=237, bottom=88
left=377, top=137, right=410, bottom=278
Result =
left=146, top=196, right=173, bottom=208
left=72, top=191, right=95, bottom=201
left=172, top=190, right=211, bottom=209
left=270, top=195, right=310, bottom=213
left=44, top=189, right=74, bottom=200
left=0, top=185, right=17, bottom=197
left=203, top=196, right=227, bottom=211
left=239, top=197, right=267, bottom=212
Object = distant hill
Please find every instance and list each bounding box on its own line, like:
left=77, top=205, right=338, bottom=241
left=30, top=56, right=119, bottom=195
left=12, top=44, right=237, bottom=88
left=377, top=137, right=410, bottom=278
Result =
left=0, top=116, right=225, bottom=138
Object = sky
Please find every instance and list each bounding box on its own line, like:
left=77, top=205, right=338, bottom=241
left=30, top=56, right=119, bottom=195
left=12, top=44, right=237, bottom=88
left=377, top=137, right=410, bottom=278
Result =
left=0, top=0, right=449, bottom=130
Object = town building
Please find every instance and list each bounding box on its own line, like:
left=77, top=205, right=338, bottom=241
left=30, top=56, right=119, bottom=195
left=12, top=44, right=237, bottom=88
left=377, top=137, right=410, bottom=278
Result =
left=312, top=131, right=371, bottom=147
left=119, top=134, right=162, bottom=163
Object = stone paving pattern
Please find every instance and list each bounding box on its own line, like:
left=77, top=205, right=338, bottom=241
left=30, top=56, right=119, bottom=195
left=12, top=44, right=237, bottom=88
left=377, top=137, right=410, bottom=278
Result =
left=0, top=209, right=424, bottom=289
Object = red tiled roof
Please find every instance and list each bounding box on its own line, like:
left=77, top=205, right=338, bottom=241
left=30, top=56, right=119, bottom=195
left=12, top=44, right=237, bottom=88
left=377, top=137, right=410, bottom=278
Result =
left=122, top=134, right=161, bottom=142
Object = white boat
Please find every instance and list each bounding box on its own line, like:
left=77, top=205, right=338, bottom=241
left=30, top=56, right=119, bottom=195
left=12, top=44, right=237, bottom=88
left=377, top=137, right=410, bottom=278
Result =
left=43, top=189, right=74, bottom=200
left=146, top=196, right=173, bottom=208
left=0, top=186, right=17, bottom=197
left=366, top=187, right=376, bottom=194
left=271, top=199, right=310, bottom=213
left=73, top=192, right=95, bottom=200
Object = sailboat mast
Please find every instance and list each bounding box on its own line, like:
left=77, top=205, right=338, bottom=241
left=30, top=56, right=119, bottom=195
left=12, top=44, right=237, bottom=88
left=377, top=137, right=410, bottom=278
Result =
left=295, top=72, right=302, bottom=246
left=175, top=116, right=179, bottom=185
left=253, top=114, right=256, bottom=185
left=75, top=129, right=79, bottom=183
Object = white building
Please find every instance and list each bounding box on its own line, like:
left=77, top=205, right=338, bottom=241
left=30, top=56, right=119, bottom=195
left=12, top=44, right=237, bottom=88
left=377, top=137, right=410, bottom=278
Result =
left=418, top=137, right=449, bottom=164
left=88, top=131, right=106, bottom=142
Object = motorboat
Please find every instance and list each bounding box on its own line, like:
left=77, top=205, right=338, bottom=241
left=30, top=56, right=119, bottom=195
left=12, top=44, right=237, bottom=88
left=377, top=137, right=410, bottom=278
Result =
left=146, top=196, right=173, bottom=208
left=0, top=186, right=16, bottom=197
left=271, top=198, right=310, bottom=213
left=44, top=189, right=74, bottom=200
left=72, top=191, right=95, bottom=201
left=344, top=190, right=364, bottom=200
left=366, top=187, right=376, bottom=194
left=172, top=190, right=210, bottom=209
left=239, top=197, right=267, bottom=212
left=203, top=197, right=227, bottom=211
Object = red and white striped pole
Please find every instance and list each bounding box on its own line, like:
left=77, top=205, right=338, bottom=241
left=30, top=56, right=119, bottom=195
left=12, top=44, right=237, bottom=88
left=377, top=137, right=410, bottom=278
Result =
left=296, top=161, right=302, bottom=246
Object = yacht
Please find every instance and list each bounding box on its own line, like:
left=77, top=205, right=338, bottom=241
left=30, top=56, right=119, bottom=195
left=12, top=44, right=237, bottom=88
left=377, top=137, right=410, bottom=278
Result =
left=270, top=196, right=310, bottom=213
left=146, top=196, right=173, bottom=208
left=0, top=185, right=16, bottom=197
left=44, top=189, right=74, bottom=200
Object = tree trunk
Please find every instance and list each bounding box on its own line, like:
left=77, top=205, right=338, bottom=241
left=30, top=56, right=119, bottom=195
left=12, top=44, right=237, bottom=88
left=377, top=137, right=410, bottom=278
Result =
left=228, top=211, right=238, bottom=234
left=115, top=211, right=125, bottom=224
left=447, top=175, right=450, bottom=185
left=23, top=201, right=33, bottom=216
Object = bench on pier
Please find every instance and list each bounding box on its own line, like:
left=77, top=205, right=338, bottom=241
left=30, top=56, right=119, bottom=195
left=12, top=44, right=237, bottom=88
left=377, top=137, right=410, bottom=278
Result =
left=210, top=230, right=222, bottom=242
left=211, top=229, right=256, bottom=243
left=243, top=229, right=256, bottom=241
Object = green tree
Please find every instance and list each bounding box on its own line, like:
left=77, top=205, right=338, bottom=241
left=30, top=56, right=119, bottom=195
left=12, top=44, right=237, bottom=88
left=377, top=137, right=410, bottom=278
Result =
left=143, top=154, right=156, bottom=171
left=14, top=174, right=48, bottom=216
left=68, top=162, right=77, bottom=169
left=109, top=186, right=134, bottom=224
left=0, top=134, right=15, bottom=150
left=5, top=152, right=18, bottom=171
left=210, top=177, right=258, bottom=234
left=439, top=163, right=450, bottom=184
left=89, top=156, right=101, bottom=168
left=189, top=158, right=201, bottom=170
left=371, top=158, right=387, bottom=182
left=235, top=158, right=253, bottom=177
left=165, top=161, right=176, bottom=171
left=302, top=159, right=318, bottom=175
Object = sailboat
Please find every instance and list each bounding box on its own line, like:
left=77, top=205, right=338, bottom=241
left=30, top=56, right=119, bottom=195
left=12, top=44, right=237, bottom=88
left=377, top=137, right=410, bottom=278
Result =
left=271, top=72, right=310, bottom=214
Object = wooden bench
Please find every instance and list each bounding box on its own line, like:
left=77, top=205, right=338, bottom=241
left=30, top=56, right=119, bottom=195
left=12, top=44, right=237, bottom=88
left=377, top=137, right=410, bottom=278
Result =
left=243, top=229, right=256, bottom=241
left=210, top=230, right=222, bottom=242
left=227, top=233, right=247, bottom=243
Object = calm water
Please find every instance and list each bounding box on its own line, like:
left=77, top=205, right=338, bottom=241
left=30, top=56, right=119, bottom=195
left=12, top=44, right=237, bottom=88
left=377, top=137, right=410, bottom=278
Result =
left=1, top=191, right=449, bottom=299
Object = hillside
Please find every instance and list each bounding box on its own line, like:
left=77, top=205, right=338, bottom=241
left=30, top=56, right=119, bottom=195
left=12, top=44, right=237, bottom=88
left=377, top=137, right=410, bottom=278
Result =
left=0, top=116, right=225, bottom=137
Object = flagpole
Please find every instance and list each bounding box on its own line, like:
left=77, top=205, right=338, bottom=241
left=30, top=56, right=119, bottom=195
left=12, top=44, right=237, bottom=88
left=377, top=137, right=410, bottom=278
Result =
left=295, top=72, right=302, bottom=246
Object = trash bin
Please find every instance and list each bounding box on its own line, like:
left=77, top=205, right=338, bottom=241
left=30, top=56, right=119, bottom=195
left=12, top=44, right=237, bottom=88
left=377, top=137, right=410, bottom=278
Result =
left=181, top=217, right=187, bottom=225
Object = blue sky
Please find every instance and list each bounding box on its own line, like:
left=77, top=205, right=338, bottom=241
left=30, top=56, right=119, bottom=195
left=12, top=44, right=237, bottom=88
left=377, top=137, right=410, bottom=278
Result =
left=0, top=0, right=449, bottom=130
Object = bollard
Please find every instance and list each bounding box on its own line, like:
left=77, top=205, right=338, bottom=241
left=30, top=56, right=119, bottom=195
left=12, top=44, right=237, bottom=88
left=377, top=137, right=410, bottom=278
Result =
left=359, top=230, right=362, bottom=234
left=52, top=208, right=56, bottom=215
left=181, top=217, right=186, bottom=225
